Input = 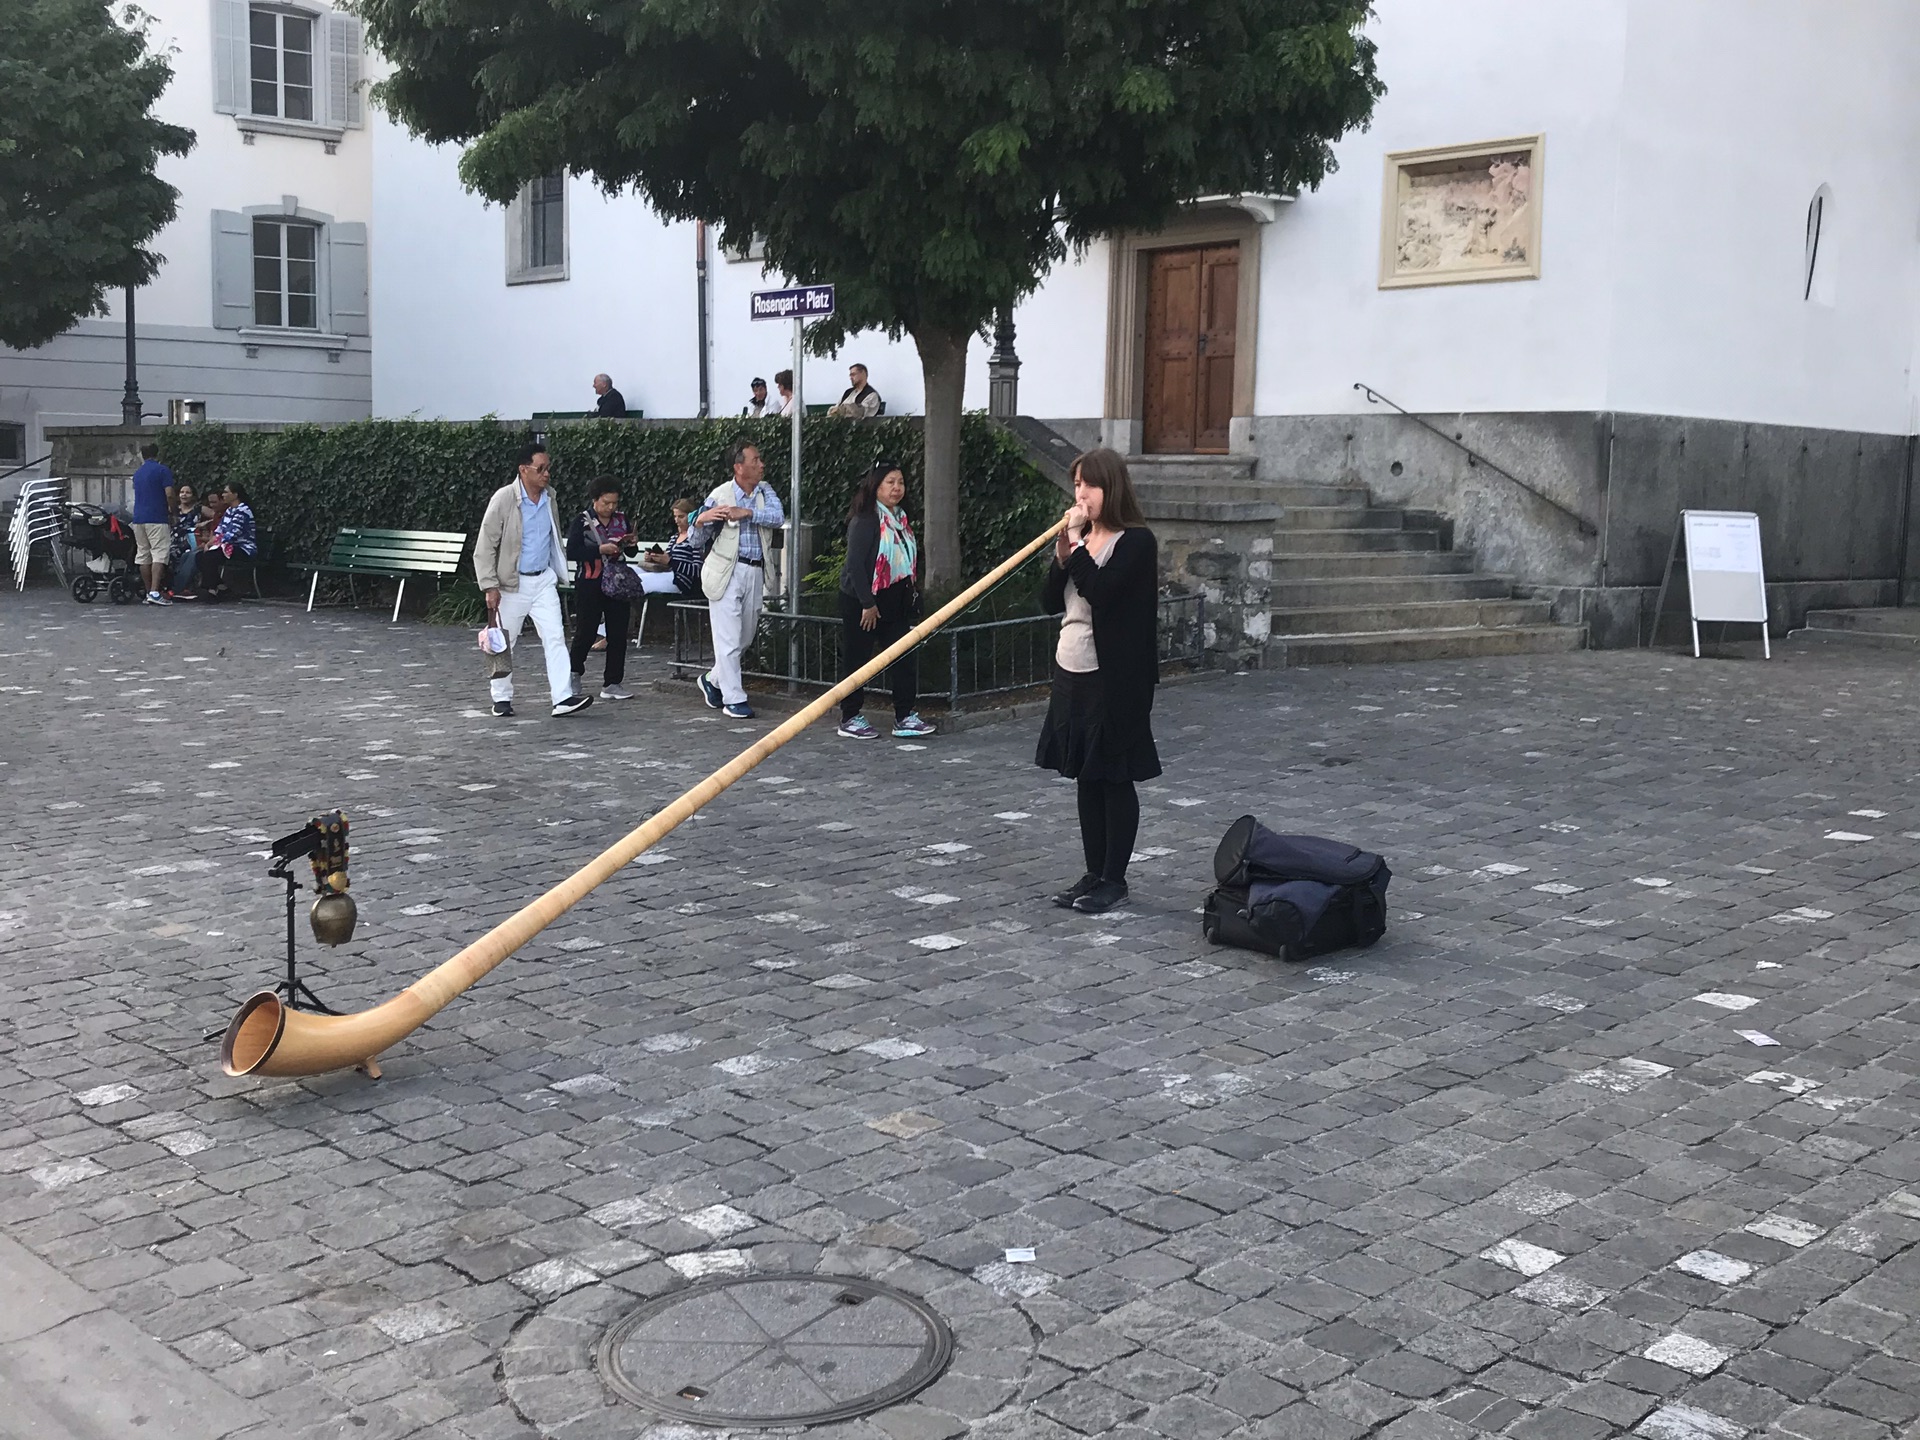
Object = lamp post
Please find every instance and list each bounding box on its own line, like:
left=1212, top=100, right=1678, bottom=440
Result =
left=987, top=305, right=1020, bottom=419
left=120, top=282, right=143, bottom=427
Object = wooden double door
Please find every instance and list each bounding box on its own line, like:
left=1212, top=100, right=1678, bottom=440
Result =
left=1143, top=243, right=1238, bottom=454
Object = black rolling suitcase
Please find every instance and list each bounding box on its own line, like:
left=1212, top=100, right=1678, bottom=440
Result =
left=1201, top=816, right=1390, bottom=963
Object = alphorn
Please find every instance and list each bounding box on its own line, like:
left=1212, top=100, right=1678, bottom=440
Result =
left=221, top=517, right=1069, bottom=1078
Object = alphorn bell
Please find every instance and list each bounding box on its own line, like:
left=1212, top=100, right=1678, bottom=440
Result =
left=221, top=518, right=1070, bottom=1078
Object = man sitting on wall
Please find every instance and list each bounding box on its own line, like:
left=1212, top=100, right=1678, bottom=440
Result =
left=826, top=363, right=883, bottom=419
left=592, top=374, right=628, bottom=418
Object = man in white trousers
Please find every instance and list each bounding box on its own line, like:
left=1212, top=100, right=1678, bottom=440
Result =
left=475, top=442, right=593, bottom=719
left=696, top=439, right=785, bottom=719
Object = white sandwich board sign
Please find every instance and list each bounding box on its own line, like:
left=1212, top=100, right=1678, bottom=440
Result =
left=1649, top=509, right=1770, bottom=658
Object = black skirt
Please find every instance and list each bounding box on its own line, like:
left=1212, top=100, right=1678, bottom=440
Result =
left=1034, top=664, right=1161, bottom=782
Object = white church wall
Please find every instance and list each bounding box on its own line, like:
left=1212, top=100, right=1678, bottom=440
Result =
left=1253, top=0, right=1631, bottom=419
left=1603, top=1, right=1920, bottom=434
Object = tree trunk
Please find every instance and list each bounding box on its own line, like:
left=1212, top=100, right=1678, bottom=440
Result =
left=914, top=325, right=969, bottom=596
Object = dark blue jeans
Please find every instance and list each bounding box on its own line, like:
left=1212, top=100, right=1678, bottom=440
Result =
left=168, top=548, right=198, bottom=592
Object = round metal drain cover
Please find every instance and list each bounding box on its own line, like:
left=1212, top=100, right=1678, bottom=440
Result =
left=597, top=1274, right=953, bottom=1428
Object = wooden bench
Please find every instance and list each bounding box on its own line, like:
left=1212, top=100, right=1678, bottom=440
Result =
left=300, top=528, right=468, bottom=622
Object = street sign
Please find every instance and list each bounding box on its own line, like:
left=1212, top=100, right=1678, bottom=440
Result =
left=750, top=284, right=835, bottom=322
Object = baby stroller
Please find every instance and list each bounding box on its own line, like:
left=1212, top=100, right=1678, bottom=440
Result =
left=62, top=502, right=142, bottom=604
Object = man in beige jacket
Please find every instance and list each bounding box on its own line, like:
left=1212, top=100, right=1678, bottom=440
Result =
left=475, top=442, right=592, bottom=718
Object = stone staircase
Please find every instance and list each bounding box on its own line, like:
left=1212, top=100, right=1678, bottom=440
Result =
left=1129, top=454, right=1586, bottom=666
left=1797, top=608, right=1920, bottom=648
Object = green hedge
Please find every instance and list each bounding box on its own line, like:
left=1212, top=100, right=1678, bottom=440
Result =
left=155, top=416, right=1063, bottom=584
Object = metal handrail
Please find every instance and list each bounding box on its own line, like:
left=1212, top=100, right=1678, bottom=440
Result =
left=0, top=454, right=53, bottom=484
left=1353, top=383, right=1596, bottom=536
left=669, top=591, right=1206, bottom=710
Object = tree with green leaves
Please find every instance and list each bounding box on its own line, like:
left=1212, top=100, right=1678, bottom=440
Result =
left=362, top=0, right=1381, bottom=591
left=0, top=0, right=195, bottom=352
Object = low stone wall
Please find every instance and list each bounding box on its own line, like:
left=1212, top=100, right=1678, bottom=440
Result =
left=1249, top=410, right=1916, bottom=645
left=1155, top=518, right=1271, bottom=666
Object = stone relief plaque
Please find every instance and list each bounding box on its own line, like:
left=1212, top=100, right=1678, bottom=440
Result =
left=1379, top=135, right=1544, bottom=289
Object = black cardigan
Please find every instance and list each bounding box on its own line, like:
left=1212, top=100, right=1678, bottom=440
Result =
left=1041, top=527, right=1159, bottom=731
left=840, top=507, right=918, bottom=608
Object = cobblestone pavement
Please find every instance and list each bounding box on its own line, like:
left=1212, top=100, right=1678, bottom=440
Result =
left=3, top=592, right=1918, bottom=1440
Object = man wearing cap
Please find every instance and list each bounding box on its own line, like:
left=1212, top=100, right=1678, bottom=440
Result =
left=744, top=378, right=771, bottom=417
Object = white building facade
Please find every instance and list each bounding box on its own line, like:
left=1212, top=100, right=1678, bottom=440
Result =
left=1, top=0, right=374, bottom=474
left=373, top=2, right=1920, bottom=431
left=298, top=2, right=1920, bottom=640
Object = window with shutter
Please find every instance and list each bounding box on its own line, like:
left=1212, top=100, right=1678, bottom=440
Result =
left=506, top=175, right=569, bottom=284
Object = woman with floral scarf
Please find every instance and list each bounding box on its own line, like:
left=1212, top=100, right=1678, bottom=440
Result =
left=836, top=461, right=935, bottom=740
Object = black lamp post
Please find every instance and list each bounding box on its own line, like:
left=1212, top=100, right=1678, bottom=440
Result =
left=987, top=305, right=1020, bottom=419
left=120, top=282, right=143, bottom=427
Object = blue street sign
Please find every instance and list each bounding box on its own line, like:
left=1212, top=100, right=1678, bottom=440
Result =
left=750, top=284, right=835, bottom=322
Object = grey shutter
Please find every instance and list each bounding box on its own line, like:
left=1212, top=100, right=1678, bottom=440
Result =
left=328, top=222, right=369, bottom=335
left=326, top=13, right=364, bottom=128
left=212, top=210, right=254, bottom=328
left=504, top=186, right=526, bottom=280
left=211, top=0, right=249, bottom=114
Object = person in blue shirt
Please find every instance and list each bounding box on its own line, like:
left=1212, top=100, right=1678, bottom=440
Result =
left=129, top=443, right=175, bottom=605
left=694, top=439, right=785, bottom=719
left=473, top=443, right=593, bottom=718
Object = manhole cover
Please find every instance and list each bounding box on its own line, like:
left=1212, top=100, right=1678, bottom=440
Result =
left=597, top=1274, right=953, bottom=1428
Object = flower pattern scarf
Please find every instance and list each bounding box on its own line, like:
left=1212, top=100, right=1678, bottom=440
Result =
left=873, top=502, right=917, bottom=593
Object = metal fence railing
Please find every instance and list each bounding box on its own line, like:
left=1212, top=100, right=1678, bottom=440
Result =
left=671, top=591, right=1205, bottom=710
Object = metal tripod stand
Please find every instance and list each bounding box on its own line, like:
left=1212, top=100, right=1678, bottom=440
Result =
left=266, top=853, right=338, bottom=1013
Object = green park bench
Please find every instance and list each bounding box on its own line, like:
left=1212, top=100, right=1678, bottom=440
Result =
left=532, top=409, right=643, bottom=425
left=300, top=528, right=468, bottom=622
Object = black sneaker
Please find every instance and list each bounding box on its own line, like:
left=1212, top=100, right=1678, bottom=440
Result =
left=1073, top=880, right=1129, bottom=915
left=492, top=700, right=514, bottom=717
left=552, top=693, right=594, bottom=717
left=1051, top=874, right=1100, bottom=909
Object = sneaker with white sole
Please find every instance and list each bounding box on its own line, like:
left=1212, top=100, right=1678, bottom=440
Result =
left=492, top=699, right=514, bottom=717
left=552, top=693, right=594, bottom=717
left=697, top=672, right=722, bottom=708
left=891, top=712, right=936, bottom=737
left=723, top=701, right=755, bottom=719
left=145, top=592, right=171, bottom=606
left=837, top=716, right=880, bottom=740
left=601, top=685, right=633, bottom=701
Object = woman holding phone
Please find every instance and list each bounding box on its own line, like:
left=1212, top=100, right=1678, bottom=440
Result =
left=1035, top=448, right=1160, bottom=914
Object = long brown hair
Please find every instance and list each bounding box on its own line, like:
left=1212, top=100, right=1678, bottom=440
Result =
left=1072, top=447, right=1146, bottom=529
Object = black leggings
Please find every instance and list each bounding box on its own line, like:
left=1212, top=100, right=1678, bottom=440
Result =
left=569, top=582, right=630, bottom=686
left=1076, top=776, right=1139, bottom=885
left=839, top=581, right=917, bottom=723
